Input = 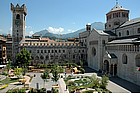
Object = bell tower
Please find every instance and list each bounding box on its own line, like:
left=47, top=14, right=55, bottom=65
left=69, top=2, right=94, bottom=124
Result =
left=11, top=3, right=27, bottom=63
left=105, top=1, right=129, bottom=32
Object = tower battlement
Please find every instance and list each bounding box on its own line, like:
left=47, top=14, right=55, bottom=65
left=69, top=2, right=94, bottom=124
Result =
left=11, top=3, right=27, bottom=63
left=11, top=3, right=27, bottom=15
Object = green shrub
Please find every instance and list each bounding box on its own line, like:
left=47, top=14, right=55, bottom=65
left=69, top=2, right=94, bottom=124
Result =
left=79, top=68, right=85, bottom=74
left=51, top=87, right=59, bottom=93
left=39, top=88, right=46, bottom=93
left=100, top=75, right=109, bottom=89
left=82, top=90, right=95, bottom=93
left=67, top=80, right=75, bottom=86
left=28, top=88, right=46, bottom=93
left=7, top=88, right=26, bottom=93
left=0, top=84, right=8, bottom=90
left=2, top=71, right=8, bottom=76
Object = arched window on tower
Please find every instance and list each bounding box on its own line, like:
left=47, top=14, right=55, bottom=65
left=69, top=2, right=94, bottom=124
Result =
left=16, top=14, right=20, bottom=19
left=127, top=30, right=129, bottom=36
left=122, top=54, right=128, bottom=64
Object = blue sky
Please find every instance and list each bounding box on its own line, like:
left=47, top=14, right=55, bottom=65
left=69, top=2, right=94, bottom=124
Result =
left=0, top=0, right=140, bottom=35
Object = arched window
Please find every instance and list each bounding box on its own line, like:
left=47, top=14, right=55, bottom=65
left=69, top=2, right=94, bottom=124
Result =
left=135, top=54, right=140, bottom=67
left=16, top=14, right=20, bottom=19
left=40, top=55, right=44, bottom=60
left=114, top=21, right=120, bottom=25
left=137, top=28, right=140, bottom=34
left=119, top=32, right=121, bottom=37
left=127, top=30, right=129, bottom=36
left=35, top=56, right=39, bottom=60
left=122, top=54, right=128, bottom=64
left=46, top=55, right=49, bottom=60
left=92, top=47, right=96, bottom=56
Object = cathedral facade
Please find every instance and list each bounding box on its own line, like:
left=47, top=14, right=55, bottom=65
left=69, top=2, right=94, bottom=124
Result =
left=80, top=3, right=140, bottom=86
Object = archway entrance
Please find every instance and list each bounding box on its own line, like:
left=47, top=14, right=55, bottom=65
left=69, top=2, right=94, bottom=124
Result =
left=104, top=60, right=109, bottom=73
left=114, top=64, right=117, bottom=75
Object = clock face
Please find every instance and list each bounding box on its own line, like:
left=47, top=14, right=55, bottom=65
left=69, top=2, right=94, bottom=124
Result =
left=15, top=19, right=20, bottom=26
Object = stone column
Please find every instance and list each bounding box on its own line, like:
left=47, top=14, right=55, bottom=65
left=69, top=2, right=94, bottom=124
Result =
left=113, top=64, right=114, bottom=76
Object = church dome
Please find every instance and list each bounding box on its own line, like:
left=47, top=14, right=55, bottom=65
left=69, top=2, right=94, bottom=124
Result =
left=106, top=3, right=129, bottom=15
left=110, top=4, right=128, bottom=12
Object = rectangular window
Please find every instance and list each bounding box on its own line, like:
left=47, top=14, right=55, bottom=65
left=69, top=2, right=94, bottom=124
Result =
left=52, top=50, right=54, bottom=53
left=41, top=50, right=43, bottom=53
left=63, top=50, right=65, bottom=53
left=138, top=28, right=140, bottom=33
left=48, top=50, right=50, bottom=53
left=44, top=50, right=47, bottom=53
left=37, top=50, right=39, bottom=53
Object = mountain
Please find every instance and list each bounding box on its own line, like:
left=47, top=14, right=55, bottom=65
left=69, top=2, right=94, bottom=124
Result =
left=33, top=22, right=105, bottom=39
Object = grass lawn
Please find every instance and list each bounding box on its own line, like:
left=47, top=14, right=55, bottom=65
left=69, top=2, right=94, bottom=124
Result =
left=0, top=77, right=19, bottom=85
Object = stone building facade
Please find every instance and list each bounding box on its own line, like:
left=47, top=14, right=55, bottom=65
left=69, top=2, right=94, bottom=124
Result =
left=19, top=37, right=87, bottom=65
left=11, top=3, right=27, bottom=62
left=82, top=3, right=140, bottom=86
left=6, top=34, right=12, bottom=60
left=0, top=36, right=7, bottom=64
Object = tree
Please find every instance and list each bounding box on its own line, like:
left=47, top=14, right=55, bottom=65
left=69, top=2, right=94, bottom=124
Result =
left=100, top=75, right=109, bottom=89
left=16, top=48, right=31, bottom=69
left=51, top=65, right=60, bottom=84
left=41, top=69, right=50, bottom=88
left=6, top=60, right=11, bottom=73
left=14, top=68, right=23, bottom=78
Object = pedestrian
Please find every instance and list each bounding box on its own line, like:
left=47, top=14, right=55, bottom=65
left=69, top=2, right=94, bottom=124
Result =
left=64, top=72, right=66, bottom=77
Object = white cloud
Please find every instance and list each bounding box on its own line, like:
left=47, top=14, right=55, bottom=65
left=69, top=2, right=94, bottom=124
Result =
left=29, top=31, right=34, bottom=36
left=48, top=27, right=64, bottom=34
left=26, top=26, right=32, bottom=29
left=26, top=31, right=34, bottom=36
left=25, top=25, right=34, bottom=36
left=67, top=29, right=75, bottom=33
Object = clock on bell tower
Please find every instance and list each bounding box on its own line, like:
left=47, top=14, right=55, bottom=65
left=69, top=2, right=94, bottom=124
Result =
left=11, top=3, right=27, bottom=63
